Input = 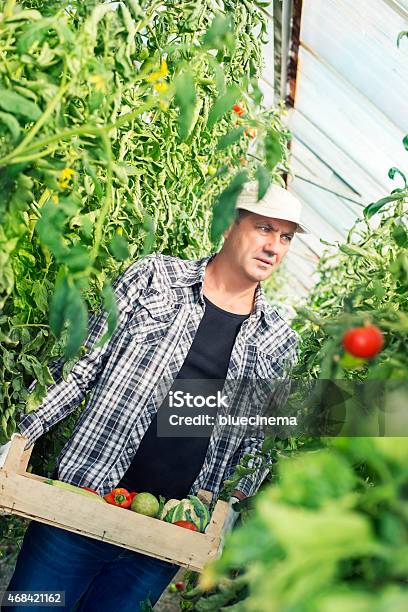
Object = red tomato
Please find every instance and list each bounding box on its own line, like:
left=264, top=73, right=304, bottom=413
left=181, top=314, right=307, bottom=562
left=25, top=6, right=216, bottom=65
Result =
left=80, top=486, right=99, bottom=495
left=175, top=581, right=185, bottom=591
left=232, top=103, right=245, bottom=116
left=173, top=520, right=198, bottom=531
left=342, top=324, right=384, bottom=359
left=244, top=127, right=257, bottom=139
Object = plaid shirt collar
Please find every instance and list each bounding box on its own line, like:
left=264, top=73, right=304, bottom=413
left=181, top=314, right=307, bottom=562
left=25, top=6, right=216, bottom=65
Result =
left=172, top=251, right=275, bottom=326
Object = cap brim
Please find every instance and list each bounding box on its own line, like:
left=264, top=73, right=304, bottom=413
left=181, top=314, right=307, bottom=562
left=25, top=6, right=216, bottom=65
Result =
left=295, top=223, right=310, bottom=234
left=237, top=204, right=310, bottom=234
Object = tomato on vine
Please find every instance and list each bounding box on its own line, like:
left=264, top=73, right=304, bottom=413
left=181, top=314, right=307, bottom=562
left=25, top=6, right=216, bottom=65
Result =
left=232, top=103, right=245, bottom=116
left=342, top=324, right=384, bottom=359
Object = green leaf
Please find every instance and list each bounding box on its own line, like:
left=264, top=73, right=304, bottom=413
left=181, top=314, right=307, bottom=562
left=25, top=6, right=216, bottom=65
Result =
left=0, top=89, right=42, bottom=121
left=206, top=85, right=240, bottom=130
left=0, top=111, right=21, bottom=142
left=261, top=436, right=276, bottom=454
left=142, top=213, right=155, bottom=256
left=174, top=71, right=196, bottom=142
left=388, top=166, right=407, bottom=188
left=339, top=243, right=382, bottom=263
left=109, top=234, right=130, bottom=261
left=26, top=383, right=47, bottom=413
left=393, top=223, right=408, bottom=247
left=211, top=171, right=248, bottom=245
left=36, top=200, right=70, bottom=259
left=403, top=135, right=408, bottom=151
left=17, top=19, right=54, bottom=54
left=94, top=281, right=119, bottom=348
left=339, top=352, right=366, bottom=370
left=264, top=129, right=283, bottom=171
left=83, top=158, right=103, bottom=199
left=397, top=30, right=408, bottom=47
left=211, top=59, right=226, bottom=96
left=5, top=9, right=43, bottom=22
left=64, top=285, right=88, bottom=360
left=202, top=14, right=235, bottom=51
left=60, top=245, right=91, bottom=273
left=255, top=164, right=271, bottom=200
left=216, top=126, right=244, bottom=150
left=363, top=193, right=408, bottom=218
left=49, top=276, right=70, bottom=338
left=250, top=78, right=264, bottom=105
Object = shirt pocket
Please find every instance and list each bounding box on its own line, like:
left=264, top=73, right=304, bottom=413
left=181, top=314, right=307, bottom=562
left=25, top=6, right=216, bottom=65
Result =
left=256, top=352, right=285, bottom=379
left=127, top=289, right=181, bottom=344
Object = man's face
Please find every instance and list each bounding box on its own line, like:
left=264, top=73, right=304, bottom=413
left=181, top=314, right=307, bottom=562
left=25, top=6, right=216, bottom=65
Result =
left=222, top=212, right=296, bottom=282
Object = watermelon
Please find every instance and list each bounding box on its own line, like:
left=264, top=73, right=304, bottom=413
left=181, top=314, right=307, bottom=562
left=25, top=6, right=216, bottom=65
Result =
left=159, top=495, right=210, bottom=532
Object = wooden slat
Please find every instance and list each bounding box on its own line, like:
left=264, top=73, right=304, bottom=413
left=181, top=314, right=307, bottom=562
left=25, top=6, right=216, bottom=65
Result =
left=0, top=470, right=229, bottom=572
left=2, top=435, right=30, bottom=473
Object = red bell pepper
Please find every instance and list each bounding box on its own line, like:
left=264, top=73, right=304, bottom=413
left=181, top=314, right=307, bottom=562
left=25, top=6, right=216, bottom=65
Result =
left=129, top=492, right=138, bottom=503
left=104, top=488, right=132, bottom=508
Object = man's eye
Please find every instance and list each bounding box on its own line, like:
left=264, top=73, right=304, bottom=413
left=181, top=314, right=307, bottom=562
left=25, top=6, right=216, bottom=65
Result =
left=282, top=236, right=292, bottom=243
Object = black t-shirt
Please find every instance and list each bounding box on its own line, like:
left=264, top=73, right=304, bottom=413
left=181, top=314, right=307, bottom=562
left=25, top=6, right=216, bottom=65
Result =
left=116, top=296, right=250, bottom=499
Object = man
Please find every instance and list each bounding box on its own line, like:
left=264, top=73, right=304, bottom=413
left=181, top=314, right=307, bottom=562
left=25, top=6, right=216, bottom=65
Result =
left=0, top=181, right=307, bottom=611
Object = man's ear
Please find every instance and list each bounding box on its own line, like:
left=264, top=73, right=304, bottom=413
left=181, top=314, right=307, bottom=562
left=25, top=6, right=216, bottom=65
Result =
left=223, top=224, right=233, bottom=240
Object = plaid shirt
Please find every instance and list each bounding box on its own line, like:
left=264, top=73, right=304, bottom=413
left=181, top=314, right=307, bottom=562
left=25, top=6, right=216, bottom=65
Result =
left=18, top=252, right=298, bottom=501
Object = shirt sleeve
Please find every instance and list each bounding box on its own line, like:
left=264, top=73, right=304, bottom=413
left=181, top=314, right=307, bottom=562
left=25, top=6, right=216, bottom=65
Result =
left=18, top=255, right=156, bottom=448
left=223, top=336, right=298, bottom=498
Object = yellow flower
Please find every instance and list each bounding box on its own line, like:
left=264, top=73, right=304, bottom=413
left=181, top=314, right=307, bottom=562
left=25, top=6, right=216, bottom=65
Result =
left=159, top=100, right=169, bottom=111
left=60, top=167, right=74, bottom=180
left=52, top=194, right=59, bottom=204
left=116, top=227, right=123, bottom=235
left=89, top=74, right=106, bottom=93
left=146, top=59, right=168, bottom=82
left=58, top=167, right=74, bottom=190
left=153, top=82, right=168, bottom=94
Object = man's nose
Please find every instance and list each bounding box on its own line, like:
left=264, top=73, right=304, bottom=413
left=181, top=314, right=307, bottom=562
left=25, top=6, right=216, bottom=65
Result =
left=264, top=236, right=280, bottom=255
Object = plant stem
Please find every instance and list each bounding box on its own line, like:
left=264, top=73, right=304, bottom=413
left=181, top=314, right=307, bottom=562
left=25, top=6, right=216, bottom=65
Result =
left=4, top=0, right=16, bottom=19
left=11, top=81, right=69, bottom=160
left=13, top=324, right=49, bottom=328
left=0, top=100, right=156, bottom=167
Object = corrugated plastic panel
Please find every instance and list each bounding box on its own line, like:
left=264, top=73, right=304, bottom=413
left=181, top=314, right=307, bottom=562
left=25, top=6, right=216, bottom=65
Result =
left=293, top=44, right=408, bottom=194
left=300, top=0, right=408, bottom=130
left=289, top=110, right=387, bottom=203
left=260, top=0, right=408, bottom=301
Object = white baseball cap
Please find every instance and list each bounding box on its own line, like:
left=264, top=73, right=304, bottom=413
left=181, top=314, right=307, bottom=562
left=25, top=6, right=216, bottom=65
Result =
left=236, top=181, right=309, bottom=234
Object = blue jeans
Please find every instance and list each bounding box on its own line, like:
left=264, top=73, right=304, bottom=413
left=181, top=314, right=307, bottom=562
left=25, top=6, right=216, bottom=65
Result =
left=2, top=521, right=180, bottom=611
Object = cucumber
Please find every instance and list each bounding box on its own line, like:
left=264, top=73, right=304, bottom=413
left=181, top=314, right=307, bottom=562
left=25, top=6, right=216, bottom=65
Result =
left=44, top=479, right=104, bottom=502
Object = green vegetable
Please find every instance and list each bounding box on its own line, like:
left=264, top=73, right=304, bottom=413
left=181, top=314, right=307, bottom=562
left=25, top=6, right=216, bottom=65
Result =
left=44, top=479, right=104, bottom=501
left=130, top=492, right=159, bottom=517
left=161, top=496, right=210, bottom=532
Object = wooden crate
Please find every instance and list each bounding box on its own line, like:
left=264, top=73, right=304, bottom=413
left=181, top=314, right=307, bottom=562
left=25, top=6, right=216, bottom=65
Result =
left=0, top=435, right=229, bottom=572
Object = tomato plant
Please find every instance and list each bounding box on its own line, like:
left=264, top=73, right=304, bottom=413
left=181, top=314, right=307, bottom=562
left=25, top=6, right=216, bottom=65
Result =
left=202, top=156, right=408, bottom=609
left=0, top=0, right=290, bottom=572
left=0, top=0, right=290, bottom=446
